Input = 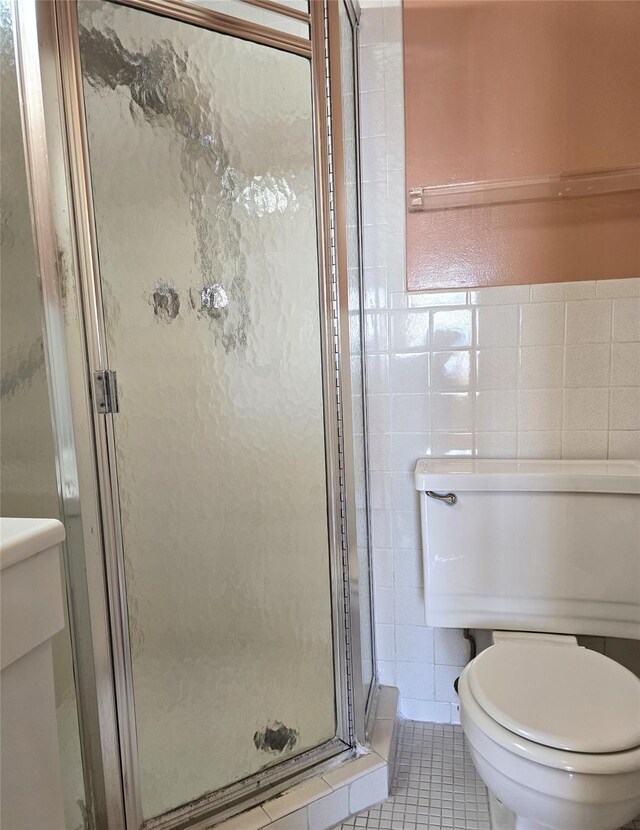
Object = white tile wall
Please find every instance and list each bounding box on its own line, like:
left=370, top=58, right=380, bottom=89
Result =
left=359, top=0, right=640, bottom=722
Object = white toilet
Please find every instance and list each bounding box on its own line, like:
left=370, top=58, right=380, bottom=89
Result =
left=415, top=459, right=640, bottom=830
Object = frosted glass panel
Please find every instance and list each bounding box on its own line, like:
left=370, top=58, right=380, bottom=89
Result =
left=0, top=3, right=86, bottom=827
left=338, top=1, right=375, bottom=697
left=77, top=1, right=335, bottom=819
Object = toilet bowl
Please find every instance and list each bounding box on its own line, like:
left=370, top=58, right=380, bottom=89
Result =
left=457, top=636, right=640, bottom=830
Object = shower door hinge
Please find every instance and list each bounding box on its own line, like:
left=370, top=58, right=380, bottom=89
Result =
left=93, top=369, right=119, bottom=414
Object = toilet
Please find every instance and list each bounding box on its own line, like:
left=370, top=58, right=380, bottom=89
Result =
left=415, top=459, right=640, bottom=830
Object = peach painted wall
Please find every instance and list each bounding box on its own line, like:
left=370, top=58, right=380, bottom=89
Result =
left=403, top=0, right=640, bottom=291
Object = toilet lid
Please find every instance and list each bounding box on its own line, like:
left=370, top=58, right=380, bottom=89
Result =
left=468, top=642, right=640, bottom=753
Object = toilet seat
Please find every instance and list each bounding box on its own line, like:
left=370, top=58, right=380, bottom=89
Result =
left=467, top=641, right=640, bottom=754
left=459, top=665, right=640, bottom=776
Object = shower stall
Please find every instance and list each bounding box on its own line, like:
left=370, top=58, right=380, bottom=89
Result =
left=3, top=0, right=375, bottom=828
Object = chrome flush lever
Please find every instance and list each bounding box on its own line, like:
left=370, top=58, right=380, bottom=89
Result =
left=425, top=490, right=457, bottom=505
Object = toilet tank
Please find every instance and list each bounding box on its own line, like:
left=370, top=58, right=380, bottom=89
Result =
left=414, top=459, right=640, bottom=639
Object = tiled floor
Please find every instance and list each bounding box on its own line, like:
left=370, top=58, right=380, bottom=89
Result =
left=336, top=720, right=640, bottom=830
left=337, top=721, right=490, bottom=829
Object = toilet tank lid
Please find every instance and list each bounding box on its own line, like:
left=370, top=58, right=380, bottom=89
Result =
left=414, top=458, right=640, bottom=495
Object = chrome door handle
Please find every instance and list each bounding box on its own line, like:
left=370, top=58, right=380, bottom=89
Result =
left=425, top=490, right=457, bottom=505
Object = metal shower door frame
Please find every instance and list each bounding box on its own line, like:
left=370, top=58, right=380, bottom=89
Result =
left=26, top=0, right=372, bottom=828
left=325, top=0, right=378, bottom=729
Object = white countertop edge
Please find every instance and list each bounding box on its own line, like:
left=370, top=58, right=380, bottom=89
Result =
left=0, top=518, right=66, bottom=570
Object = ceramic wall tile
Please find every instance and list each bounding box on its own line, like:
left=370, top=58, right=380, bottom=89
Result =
left=431, top=432, right=474, bottom=457
left=307, top=787, right=349, bottom=830
left=373, top=586, right=394, bottom=624
left=595, top=277, right=640, bottom=298
left=475, top=390, right=517, bottom=432
left=389, top=352, right=430, bottom=392
left=434, top=629, right=472, bottom=667
left=395, top=624, right=434, bottom=663
left=475, top=305, right=519, bottom=348
left=520, top=346, right=564, bottom=388
left=391, top=433, right=432, bottom=472
left=469, top=284, right=530, bottom=305
left=391, top=511, right=421, bottom=551
left=518, top=389, right=563, bottom=431
left=608, top=431, right=640, bottom=460
left=434, top=665, right=465, bottom=703
left=390, top=393, right=430, bottom=432
left=530, top=281, right=595, bottom=302
left=475, top=348, right=519, bottom=390
left=520, top=302, right=565, bottom=346
left=517, top=430, right=562, bottom=459
left=562, top=430, right=609, bottom=459
left=390, top=310, right=430, bottom=352
left=610, top=388, right=640, bottom=430
left=563, top=344, right=611, bottom=388
left=390, top=471, right=419, bottom=510
left=393, top=546, right=423, bottom=588
left=348, top=767, right=388, bottom=815
left=563, top=388, right=609, bottom=431
left=431, top=393, right=473, bottom=432
left=366, top=354, right=390, bottom=394
left=611, top=343, right=640, bottom=387
left=475, top=432, right=517, bottom=458
left=372, top=547, right=393, bottom=591
left=393, top=587, right=426, bottom=626
left=432, top=308, right=473, bottom=349
left=396, top=661, right=435, bottom=701
left=375, top=624, right=396, bottom=662
left=612, top=298, right=640, bottom=342
left=565, top=300, right=612, bottom=344
left=399, top=699, right=452, bottom=723
left=431, top=351, right=472, bottom=391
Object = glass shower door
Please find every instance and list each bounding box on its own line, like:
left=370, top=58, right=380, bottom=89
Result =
left=75, top=0, right=337, bottom=821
